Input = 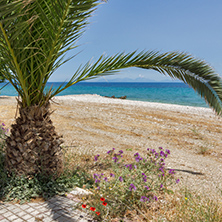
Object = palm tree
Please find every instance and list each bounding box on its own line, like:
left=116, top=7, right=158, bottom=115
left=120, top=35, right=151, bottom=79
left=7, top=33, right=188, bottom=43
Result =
left=0, top=0, right=222, bottom=178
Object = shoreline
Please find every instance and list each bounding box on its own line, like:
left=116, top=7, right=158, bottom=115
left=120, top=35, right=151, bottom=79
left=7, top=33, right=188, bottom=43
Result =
left=0, top=94, right=216, bottom=118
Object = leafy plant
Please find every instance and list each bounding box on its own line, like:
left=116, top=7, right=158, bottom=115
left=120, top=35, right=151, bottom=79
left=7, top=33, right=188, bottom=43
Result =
left=0, top=143, right=94, bottom=204
left=79, top=147, right=179, bottom=221
left=0, top=121, right=7, bottom=167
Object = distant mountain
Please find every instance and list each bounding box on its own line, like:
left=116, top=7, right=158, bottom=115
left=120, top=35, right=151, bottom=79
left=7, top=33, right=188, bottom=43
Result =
left=87, top=77, right=157, bottom=82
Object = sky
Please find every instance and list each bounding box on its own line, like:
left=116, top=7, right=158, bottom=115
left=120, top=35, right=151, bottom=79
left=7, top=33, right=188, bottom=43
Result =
left=50, top=0, right=222, bottom=82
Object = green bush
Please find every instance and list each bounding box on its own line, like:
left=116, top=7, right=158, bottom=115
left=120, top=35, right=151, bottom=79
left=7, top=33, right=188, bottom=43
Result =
left=79, top=147, right=179, bottom=221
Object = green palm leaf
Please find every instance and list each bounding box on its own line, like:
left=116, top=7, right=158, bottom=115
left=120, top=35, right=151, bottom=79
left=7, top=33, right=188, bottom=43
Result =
left=0, top=0, right=222, bottom=116
left=51, top=51, right=222, bottom=115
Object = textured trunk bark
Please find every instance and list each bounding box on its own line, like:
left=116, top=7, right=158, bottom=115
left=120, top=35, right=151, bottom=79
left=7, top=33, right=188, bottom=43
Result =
left=4, top=101, right=64, bottom=178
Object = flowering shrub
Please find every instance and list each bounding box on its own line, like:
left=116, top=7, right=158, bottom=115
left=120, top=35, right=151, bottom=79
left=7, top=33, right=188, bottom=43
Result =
left=81, top=147, right=179, bottom=221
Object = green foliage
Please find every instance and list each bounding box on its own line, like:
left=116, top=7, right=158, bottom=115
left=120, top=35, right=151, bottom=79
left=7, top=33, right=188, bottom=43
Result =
left=0, top=74, right=5, bottom=83
left=0, top=0, right=221, bottom=114
left=0, top=168, right=94, bottom=204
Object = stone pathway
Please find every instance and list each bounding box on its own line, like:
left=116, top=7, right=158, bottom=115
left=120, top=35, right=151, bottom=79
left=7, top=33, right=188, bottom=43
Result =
left=0, top=195, right=95, bottom=222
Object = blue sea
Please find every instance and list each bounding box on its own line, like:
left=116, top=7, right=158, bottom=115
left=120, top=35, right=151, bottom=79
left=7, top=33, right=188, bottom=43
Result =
left=0, top=82, right=208, bottom=108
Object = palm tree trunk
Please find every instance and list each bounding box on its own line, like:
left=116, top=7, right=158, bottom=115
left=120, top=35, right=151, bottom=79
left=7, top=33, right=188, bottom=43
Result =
left=4, top=100, right=64, bottom=178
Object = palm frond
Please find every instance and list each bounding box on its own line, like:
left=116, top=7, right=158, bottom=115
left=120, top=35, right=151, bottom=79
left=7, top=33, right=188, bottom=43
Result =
left=0, top=0, right=99, bottom=106
left=0, top=1, right=222, bottom=115
left=51, top=51, right=222, bottom=115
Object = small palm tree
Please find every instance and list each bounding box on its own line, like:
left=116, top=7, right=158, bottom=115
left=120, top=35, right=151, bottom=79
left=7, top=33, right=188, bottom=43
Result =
left=0, top=0, right=222, bottom=178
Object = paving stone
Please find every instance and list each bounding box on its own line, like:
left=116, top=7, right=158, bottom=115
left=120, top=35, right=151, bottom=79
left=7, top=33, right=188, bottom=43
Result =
left=54, top=215, right=74, bottom=222
left=39, top=203, right=48, bottom=207
left=5, top=205, right=17, bottom=211
left=25, top=207, right=36, bottom=214
left=2, top=211, right=13, bottom=217
left=51, top=206, right=63, bottom=211
left=42, top=211, right=53, bottom=217
left=29, top=210, right=41, bottom=216
left=0, top=219, right=10, bottom=222
left=13, top=219, right=24, bottom=222
left=10, top=207, right=22, bottom=214
left=7, top=214, right=19, bottom=221
left=52, top=213, right=62, bottom=220
left=15, top=211, right=27, bottom=218
left=19, top=205, right=30, bottom=210
left=27, top=203, right=41, bottom=207
left=0, top=208, right=8, bottom=214
left=22, top=214, right=32, bottom=220
left=46, top=203, right=56, bottom=209
left=42, top=216, right=54, bottom=222
left=27, top=217, right=36, bottom=222
left=34, top=205, right=47, bottom=210
left=0, top=189, right=96, bottom=222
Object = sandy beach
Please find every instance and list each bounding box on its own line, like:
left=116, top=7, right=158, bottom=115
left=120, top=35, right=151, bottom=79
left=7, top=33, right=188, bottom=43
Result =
left=0, top=95, right=222, bottom=200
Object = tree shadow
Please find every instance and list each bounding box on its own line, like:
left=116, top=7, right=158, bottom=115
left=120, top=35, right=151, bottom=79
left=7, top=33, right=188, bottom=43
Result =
left=166, top=168, right=204, bottom=175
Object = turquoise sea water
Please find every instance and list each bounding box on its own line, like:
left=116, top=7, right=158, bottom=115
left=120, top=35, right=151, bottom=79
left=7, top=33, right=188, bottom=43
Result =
left=0, top=82, right=208, bottom=108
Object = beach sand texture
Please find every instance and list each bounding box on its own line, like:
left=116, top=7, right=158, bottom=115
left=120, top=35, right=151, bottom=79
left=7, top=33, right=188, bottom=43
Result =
left=0, top=95, right=222, bottom=200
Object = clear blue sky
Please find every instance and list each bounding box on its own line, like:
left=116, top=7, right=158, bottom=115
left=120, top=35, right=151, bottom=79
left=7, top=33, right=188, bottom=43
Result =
left=50, top=0, right=222, bottom=82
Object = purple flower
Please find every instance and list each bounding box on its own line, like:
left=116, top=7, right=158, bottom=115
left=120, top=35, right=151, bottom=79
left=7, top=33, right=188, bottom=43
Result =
left=159, top=167, right=164, bottom=173
left=112, top=148, right=115, bottom=150
left=129, top=184, right=137, bottom=191
left=95, top=179, right=100, bottom=183
left=2, top=123, right=5, bottom=126
left=153, top=196, right=158, bottom=201
left=143, top=177, right=147, bottom=182
left=110, top=173, right=115, bottom=177
left=151, top=149, right=156, bottom=153
left=96, top=186, right=100, bottom=190
left=160, top=184, right=163, bottom=188
left=103, top=177, right=108, bottom=182
left=107, top=150, right=112, bottom=154
left=165, top=154, right=168, bottom=158
left=119, top=177, right=124, bottom=182
left=144, top=186, right=150, bottom=190
left=126, top=164, right=133, bottom=171
left=169, top=169, right=175, bottom=175
left=160, top=151, right=165, bottom=157
left=134, top=152, right=139, bottom=156
left=112, top=156, right=118, bottom=163
left=147, top=148, right=150, bottom=151
left=140, top=196, right=149, bottom=202
left=135, top=155, right=143, bottom=162
left=119, top=150, right=123, bottom=154
left=142, top=173, right=146, bottom=177
left=176, top=179, right=180, bottom=184
left=134, top=165, right=137, bottom=169
left=93, top=173, right=98, bottom=179
left=160, top=158, right=164, bottom=162
left=159, top=147, right=163, bottom=150
left=166, top=149, right=171, bottom=154
left=94, top=155, right=99, bottom=161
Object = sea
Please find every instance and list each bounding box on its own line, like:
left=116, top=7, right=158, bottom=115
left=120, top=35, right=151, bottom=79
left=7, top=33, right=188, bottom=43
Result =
left=0, top=82, right=208, bottom=108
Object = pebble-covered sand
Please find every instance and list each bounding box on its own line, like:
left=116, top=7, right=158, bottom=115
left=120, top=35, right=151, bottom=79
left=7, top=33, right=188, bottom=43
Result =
left=1, top=95, right=222, bottom=201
